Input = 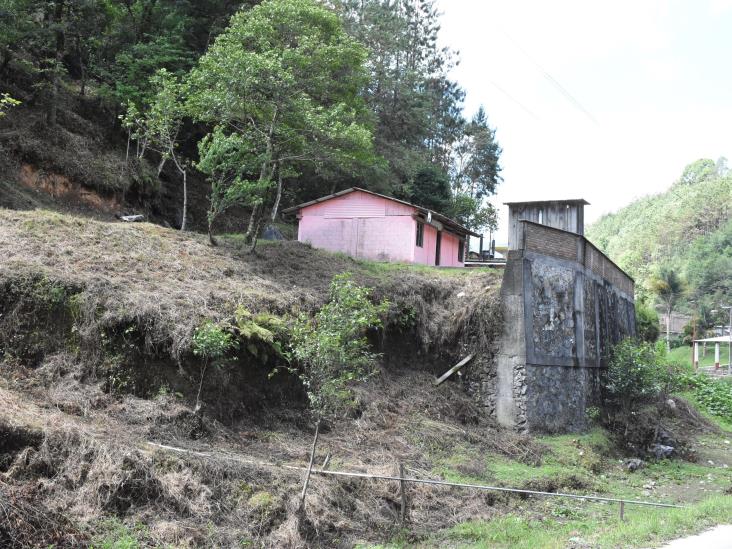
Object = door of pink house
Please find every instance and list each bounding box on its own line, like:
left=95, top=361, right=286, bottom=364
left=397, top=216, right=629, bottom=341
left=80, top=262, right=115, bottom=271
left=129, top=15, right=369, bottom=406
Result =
left=435, top=231, right=442, bottom=266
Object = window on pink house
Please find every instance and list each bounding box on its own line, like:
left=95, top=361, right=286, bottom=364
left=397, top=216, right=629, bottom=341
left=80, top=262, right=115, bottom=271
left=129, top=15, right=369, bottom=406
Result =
left=416, top=221, right=424, bottom=247
left=458, top=240, right=464, bottom=262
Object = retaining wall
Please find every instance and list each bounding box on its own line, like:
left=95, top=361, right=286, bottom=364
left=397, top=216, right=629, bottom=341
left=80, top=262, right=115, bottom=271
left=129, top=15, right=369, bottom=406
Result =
left=484, top=221, right=636, bottom=432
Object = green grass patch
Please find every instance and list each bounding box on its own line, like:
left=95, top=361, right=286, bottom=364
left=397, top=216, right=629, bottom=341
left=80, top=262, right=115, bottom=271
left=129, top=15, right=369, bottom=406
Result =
left=438, top=495, right=732, bottom=549
left=90, top=518, right=151, bottom=549
left=356, top=257, right=479, bottom=279
left=380, top=424, right=732, bottom=549
left=668, top=344, right=731, bottom=369
left=433, top=429, right=610, bottom=487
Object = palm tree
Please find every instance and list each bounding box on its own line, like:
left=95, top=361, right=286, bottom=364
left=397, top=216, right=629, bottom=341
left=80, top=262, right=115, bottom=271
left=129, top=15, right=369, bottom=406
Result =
left=650, top=267, right=686, bottom=350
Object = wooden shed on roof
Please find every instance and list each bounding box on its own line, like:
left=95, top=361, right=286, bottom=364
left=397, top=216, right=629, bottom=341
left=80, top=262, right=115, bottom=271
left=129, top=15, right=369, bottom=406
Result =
left=505, top=199, right=589, bottom=250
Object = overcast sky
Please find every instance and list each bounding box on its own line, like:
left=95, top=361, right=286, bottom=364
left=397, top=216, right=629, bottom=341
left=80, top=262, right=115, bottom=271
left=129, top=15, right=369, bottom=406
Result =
left=436, top=0, right=732, bottom=245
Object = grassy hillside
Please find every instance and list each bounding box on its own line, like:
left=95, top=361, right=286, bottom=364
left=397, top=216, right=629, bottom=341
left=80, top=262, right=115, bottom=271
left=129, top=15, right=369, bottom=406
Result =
left=586, top=159, right=732, bottom=309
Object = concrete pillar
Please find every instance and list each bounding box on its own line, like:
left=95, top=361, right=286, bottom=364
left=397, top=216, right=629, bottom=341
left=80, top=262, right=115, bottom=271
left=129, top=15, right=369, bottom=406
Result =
left=715, top=343, right=720, bottom=369
left=694, top=342, right=699, bottom=369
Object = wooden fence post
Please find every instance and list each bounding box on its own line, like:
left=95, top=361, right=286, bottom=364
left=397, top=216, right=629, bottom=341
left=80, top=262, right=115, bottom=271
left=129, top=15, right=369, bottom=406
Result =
left=299, top=421, right=320, bottom=511
left=399, top=462, right=407, bottom=523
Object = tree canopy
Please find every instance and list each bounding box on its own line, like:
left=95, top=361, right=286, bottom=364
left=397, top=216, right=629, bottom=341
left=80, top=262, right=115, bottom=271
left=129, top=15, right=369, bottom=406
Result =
left=187, top=0, right=375, bottom=249
left=1, top=0, right=504, bottom=238
left=587, top=158, right=731, bottom=327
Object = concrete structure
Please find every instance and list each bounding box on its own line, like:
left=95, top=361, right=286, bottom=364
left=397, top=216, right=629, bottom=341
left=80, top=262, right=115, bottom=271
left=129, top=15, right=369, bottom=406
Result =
left=283, top=188, right=478, bottom=266
left=505, top=199, right=588, bottom=250
left=660, top=312, right=692, bottom=337
left=693, top=335, right=732, bottom=370
left=468, top=199, right=636, bottom=433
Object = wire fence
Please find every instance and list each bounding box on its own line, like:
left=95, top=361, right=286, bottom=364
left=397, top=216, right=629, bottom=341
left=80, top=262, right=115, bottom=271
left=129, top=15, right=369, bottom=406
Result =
left=146, top=440, right=684, bottom=522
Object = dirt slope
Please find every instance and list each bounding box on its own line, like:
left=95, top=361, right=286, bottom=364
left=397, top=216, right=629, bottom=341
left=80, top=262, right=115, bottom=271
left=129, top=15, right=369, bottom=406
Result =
left=0, top=206, right=508, bottom=547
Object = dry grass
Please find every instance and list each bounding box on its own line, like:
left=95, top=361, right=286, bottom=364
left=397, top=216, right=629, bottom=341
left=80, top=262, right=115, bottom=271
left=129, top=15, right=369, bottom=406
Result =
left=0, top=207, right=510, bottom=547
left=0, top=365, right=533, bottom=548
left=0, top=208, right=500, bottom=360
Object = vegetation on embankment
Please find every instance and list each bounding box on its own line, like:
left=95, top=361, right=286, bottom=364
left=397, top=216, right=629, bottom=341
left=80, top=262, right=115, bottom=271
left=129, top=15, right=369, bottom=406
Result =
left=0, top=205, right=507, bottom=547
left=586, top=158, right=732, bottom=311
left=0, top=208, right=730, bottom=547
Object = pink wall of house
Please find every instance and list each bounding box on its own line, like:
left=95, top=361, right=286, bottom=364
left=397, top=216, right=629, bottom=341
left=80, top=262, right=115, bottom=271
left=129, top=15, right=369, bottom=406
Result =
left=296, top=190, right=466, bottom=266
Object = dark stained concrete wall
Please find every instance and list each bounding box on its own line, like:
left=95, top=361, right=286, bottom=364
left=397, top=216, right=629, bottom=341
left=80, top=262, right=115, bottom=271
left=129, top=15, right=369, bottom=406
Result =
left=492, top=221, right=636, bottom=432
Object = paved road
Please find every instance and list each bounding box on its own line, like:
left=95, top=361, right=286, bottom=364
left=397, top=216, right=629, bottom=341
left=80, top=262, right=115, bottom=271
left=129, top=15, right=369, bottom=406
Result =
left=660, top=525, right=732, bottom=548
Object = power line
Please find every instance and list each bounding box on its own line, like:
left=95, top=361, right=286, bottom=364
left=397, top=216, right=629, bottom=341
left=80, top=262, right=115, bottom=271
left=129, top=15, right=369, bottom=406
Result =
left=488, top=79, right=541, bottom=120
left=500, top=27, right=600, bottom=126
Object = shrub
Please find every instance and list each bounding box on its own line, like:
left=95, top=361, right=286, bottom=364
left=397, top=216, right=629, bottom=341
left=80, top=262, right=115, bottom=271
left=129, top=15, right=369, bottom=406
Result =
left=635, top=302, right=660, bottom=343
left=192, top=320, right=235, bottom=360
left=289, top=273, right=388, bottom=421
left=604, top=338, right=666, bottom=412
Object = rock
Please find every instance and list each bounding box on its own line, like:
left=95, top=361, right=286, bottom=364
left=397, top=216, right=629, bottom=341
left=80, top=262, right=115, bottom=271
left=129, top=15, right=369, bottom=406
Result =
left=261, top=224, right=285, bottom=241
left=650, top=444, right=674, bottom=459
left=625, top=458, right=645, bottom=472
left=666, top=398, right=676, bottom=409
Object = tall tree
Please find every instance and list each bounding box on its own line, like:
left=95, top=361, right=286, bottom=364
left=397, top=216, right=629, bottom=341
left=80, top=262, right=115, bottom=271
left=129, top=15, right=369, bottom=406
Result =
left=448, top=106, right=502, bottom=232
left=188, top=0, right=375, bottom=250
left=335, top=0, right=464, bottom=192
left=453, top=106, right=502, bottom=200
left=650, top=266, right=686, bottom=349
left=121, top=68, right=189, bottom=229
left=409, top=165, right=450, bottom=212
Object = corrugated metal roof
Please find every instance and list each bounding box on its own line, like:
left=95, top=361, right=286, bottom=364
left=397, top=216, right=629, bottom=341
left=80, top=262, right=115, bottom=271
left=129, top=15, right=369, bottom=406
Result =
left=694, top=336, right=732, bottom=343
left=503, top=199, right=590, bottom=206
left=282, top=187, right=480, bottom=237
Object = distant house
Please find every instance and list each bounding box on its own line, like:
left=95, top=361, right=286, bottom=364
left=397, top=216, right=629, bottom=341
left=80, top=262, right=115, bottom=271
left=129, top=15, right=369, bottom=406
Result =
left=282, top=188, right=478, bottom=266
left=660, top=312, right=691, bottom=336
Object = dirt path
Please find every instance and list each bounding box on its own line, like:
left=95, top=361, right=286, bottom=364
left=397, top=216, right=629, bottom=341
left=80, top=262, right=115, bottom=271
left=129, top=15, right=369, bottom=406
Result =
left=660, top=525, right=732, bottom=548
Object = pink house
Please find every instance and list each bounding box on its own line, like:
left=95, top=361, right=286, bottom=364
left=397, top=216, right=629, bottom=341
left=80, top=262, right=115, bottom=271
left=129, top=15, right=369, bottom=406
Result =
left=283, top=188, right=478, bottom=267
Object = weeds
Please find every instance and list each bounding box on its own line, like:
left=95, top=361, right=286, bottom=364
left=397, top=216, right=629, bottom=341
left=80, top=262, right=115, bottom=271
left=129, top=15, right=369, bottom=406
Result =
left=677, top=373, right=732, bottom=422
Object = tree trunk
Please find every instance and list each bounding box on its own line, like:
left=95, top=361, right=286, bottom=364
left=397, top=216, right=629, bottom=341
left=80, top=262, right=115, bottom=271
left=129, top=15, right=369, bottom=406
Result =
left=247, top=207, right=267, bottom=254
left=47, top=71, right=60, bottom=126
left=157, top=156, right=167, bottom=176
left=243, top=108, right=278, bottom=244
left=76, top=36, right=86, bottom=96
left=271, top=168, right=283, bottom=221
left=180, top=169, right=187, bottom=231
left=195, top=361, right=208, bottom=413
left=208, top=220, right=218, bottom=246
left=666, top=304, right=672, bottom=351
left=244, top=202, right=261, bottom=244
left=47, top=0, right=66, bottom=127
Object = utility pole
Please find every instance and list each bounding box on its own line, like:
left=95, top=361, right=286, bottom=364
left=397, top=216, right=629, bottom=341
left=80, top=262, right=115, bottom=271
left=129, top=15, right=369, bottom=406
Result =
left=723, top=305, right=732, bottom=374
left=690, top=300, right=697, bottom=369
